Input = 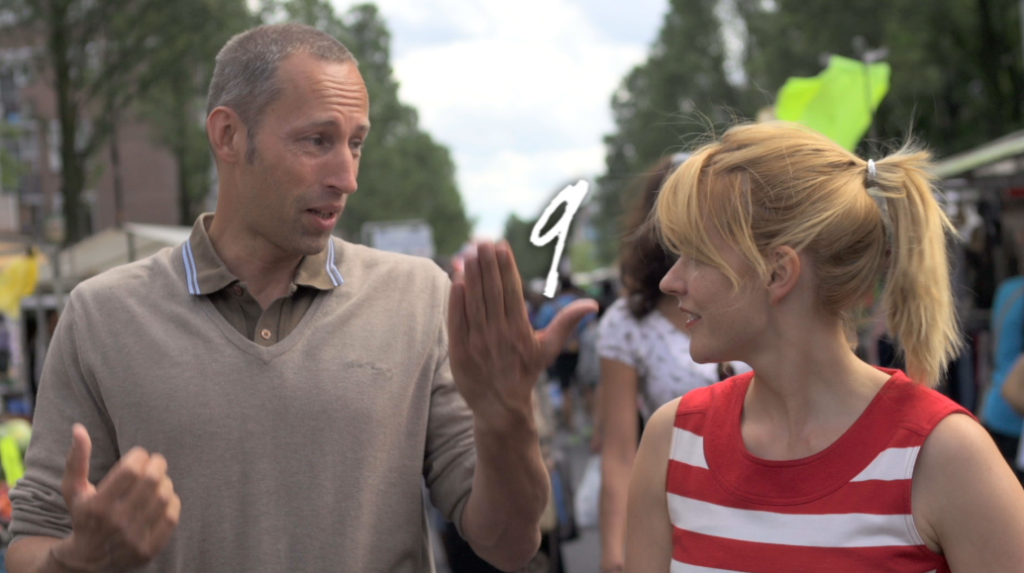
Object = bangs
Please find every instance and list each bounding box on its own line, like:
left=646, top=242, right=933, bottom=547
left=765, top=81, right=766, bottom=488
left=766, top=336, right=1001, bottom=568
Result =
left=654, top=146, right=746, bottom=287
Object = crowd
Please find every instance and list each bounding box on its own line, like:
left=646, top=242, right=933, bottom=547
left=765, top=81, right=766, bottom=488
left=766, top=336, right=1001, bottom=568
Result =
left=0, top=20, right=1022, bottom=573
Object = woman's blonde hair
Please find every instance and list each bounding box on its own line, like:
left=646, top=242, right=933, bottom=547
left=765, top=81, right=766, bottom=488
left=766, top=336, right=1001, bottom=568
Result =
left=655, top=121, right=961, bottom=386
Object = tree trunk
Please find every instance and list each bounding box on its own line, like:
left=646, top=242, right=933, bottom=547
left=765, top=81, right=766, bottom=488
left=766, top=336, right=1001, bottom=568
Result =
left=176, top=82, right=192, bottom=226
left=49, top=0, right=83, bottom=245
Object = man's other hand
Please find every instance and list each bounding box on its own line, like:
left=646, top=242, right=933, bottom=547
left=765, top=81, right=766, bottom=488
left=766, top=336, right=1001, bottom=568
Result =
left=51, top=424, right=181, bottom=573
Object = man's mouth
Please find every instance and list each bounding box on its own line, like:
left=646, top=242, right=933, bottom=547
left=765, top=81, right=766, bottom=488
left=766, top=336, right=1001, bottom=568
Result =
left=308, top=209, right=337, bottom=220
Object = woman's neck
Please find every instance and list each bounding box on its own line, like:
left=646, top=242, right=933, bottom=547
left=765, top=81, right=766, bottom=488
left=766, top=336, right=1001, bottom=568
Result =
left=740, top=319, right=893, bottom=460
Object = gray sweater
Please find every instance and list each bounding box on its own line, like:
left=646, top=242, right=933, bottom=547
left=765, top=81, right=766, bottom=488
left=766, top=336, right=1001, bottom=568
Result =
left=10, top=239, right=476, bottom=572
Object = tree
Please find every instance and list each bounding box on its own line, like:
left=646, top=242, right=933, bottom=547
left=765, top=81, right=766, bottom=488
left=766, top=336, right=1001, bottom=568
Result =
left=503, top=213, right=555, bottom=283
left=592, top=0, right=741, bottom=263
left=136, top=0, right=256, bottom=225
left=737, top=0, right=1024, bottom=156
left=282, top=0, right=472, bottom=256
left=594, top=0, right=1024, bottom=265
left=0, top=0, right=240, bottom=243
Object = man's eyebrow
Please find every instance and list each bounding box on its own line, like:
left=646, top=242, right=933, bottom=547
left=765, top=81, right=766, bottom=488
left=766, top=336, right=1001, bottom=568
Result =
left=298, top=119, right=371, bottom=133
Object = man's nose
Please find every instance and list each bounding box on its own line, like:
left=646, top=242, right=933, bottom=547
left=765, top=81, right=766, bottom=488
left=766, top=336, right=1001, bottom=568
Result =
left=324, top=146, right=359, bottom=194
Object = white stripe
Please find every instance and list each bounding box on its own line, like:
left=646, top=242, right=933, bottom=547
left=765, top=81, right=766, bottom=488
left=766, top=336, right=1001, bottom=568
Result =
left=670, top=428, right=708, bottom=470
left=672, top=562, right=935, bottom=573
left=668, top=494, right=918, bottom=548
left=326, top=240, right=343, bottom=286
left=671, top=561, right=745, bottom=573
left=182, top=243, right=199, bottom=295
left=186, top=242, right=201, bottom=295
left=851, top=447, right=919, bottom=482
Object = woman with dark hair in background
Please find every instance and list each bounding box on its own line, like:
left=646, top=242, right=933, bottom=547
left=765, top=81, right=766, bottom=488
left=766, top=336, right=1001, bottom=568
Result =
left=596, top=155, right=745, bottom=573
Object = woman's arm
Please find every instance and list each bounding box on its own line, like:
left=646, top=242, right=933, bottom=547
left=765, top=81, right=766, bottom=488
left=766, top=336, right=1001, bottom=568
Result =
left=599, top=358, right=641, bottom=572
left=624, top=398, right=678, bottom=573
left=913, top=414, right=1024, bottom=572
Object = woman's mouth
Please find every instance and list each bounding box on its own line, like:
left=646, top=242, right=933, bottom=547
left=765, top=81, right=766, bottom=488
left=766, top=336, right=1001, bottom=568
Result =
left=683, top=310, right=701, bottom=328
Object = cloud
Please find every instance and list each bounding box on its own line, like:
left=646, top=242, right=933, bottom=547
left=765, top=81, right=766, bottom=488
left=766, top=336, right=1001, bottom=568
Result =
left=332, top=0, right=666, bottom=239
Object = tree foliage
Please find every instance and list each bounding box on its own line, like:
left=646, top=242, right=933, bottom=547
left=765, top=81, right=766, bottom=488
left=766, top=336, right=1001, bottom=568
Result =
left=594, top=0, right=1024, bottom=265
left=3, top=0, right=469, bottom=254
left=136, top=0, right=257, bottom=225
left=0, top=0, right=253, bottom=242
left=594, top=0, right=742, bottom=263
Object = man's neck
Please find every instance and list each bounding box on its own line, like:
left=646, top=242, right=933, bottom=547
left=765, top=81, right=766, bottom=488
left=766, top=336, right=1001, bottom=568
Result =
left=206, top=215, right=301, bottom=309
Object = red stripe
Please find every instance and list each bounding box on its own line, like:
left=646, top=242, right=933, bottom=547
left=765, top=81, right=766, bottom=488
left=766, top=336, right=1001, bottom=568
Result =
left=674, top=414, right=708, bottom=436
left=672, top=528, right=947, bottom=573
left=668, top=460, right=910, bottom=515
left=885, top=429, right=929, bottom=449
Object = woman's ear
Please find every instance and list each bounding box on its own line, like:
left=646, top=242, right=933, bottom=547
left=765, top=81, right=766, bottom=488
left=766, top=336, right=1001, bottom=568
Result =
left=766, top=246, right=801, bottom=305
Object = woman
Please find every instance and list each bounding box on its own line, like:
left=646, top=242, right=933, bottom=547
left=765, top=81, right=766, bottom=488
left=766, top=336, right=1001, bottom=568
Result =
left=626, top=122, right=1024, bottom=572
left=597, top=156, right=741, bottom=573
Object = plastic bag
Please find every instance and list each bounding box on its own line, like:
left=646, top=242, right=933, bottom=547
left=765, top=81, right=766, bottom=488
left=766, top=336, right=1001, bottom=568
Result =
left=573, top=454, right=601, bottom=529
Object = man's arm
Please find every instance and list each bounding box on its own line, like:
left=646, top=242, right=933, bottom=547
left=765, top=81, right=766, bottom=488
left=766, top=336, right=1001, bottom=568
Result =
left=7, top=297, right=180, bottom=573
left=447, top=241, right=596, bottom=571
left=7, top=537, right=70, bottom=573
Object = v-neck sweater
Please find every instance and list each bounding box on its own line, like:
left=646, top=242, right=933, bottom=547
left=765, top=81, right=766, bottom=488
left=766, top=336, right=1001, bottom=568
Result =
left=10, top=238, right=476, bottom=573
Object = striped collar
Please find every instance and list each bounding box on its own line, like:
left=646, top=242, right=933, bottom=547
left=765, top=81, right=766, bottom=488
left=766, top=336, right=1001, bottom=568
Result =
left=181, top=213, right=344, bottom=296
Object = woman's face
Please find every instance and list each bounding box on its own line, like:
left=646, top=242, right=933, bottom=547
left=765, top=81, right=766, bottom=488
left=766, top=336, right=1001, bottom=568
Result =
left=658, top=234, right=769, bottom=365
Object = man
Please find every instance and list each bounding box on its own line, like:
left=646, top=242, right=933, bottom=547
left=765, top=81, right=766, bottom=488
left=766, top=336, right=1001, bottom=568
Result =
left=6, top=24, right=595, bottom=573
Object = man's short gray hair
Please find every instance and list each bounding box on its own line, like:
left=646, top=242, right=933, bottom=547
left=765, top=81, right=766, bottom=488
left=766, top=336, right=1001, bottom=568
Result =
left=207, top=23, right=357, bottom=162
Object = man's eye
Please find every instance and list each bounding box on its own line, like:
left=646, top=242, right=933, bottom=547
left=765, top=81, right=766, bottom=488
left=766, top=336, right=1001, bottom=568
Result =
left=350, top=140, right=364, bottom=151
left=308, top=135, right=325, bottom=146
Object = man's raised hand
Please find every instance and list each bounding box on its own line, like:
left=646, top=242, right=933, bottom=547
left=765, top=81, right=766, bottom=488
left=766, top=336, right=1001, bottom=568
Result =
left=51, top=424, right=181, bottom=573
left=447, top=241, right=598, bottom=425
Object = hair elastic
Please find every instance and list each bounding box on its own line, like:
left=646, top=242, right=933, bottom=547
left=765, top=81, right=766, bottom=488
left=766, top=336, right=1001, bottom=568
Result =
left=867, top=159, right=877, bottom=181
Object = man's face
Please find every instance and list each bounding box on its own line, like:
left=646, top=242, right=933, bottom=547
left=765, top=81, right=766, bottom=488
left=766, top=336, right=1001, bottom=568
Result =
left=238, top=52, right=370, bottom=256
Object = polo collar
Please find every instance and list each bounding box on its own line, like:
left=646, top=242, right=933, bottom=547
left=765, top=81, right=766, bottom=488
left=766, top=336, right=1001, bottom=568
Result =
left=181, top=213, right=344, bottom=296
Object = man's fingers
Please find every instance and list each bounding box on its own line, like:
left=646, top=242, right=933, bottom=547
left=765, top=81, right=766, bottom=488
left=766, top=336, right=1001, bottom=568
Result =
left=497, top=242, right=528, bottom=324
left=122, top=454, right=168, bottom=515
left=140, top=476, right=176, bottom=525
left=143, top=492, right=181, bottom=556
left=63, top=424, right=93, bottom=500
left=448, top=280, right=470, bottom=355
left=477, top=242, right=505, bottom=326
left=463, top=254, right=487, bottom=329
left=538, top=298, right=599, bottom=362
left=94, top=447, right=150, bottom=507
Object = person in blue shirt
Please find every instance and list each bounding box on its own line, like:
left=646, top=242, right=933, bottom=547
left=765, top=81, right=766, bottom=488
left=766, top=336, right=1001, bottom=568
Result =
left=533, top=277, right=596, bottom=430
left=982, top=274, right=1024, bottom=483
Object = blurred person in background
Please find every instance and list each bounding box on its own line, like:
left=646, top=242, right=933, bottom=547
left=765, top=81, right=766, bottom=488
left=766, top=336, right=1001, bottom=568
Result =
left=981, top=221, right=1024, bottom=484
left=533, top=277, right=596, bottom=432
left=596, top=155, right=745, bottom=573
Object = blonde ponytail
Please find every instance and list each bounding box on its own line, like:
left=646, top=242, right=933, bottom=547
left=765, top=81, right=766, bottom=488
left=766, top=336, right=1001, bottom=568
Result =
left=872, top=148, right=962, bottom=386
left=656, top=122, right=961, bottom=386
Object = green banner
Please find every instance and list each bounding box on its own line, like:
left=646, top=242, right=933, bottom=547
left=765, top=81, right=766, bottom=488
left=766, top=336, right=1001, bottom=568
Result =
left=775, top=55, right=891, bottom=151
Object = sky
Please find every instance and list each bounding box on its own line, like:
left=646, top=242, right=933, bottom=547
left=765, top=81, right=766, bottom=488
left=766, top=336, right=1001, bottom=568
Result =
left=331, top=0, right=671, bottom=239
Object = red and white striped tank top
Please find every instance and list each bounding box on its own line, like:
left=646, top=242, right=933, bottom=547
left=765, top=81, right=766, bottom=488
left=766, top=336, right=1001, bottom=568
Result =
left=666, top=369, right=971, bottom=573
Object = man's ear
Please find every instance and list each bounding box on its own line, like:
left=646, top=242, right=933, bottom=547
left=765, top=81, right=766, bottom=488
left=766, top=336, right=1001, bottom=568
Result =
left=766, top=246, right=800, bottom=305
left=207, top=106, right=248, bottom=165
